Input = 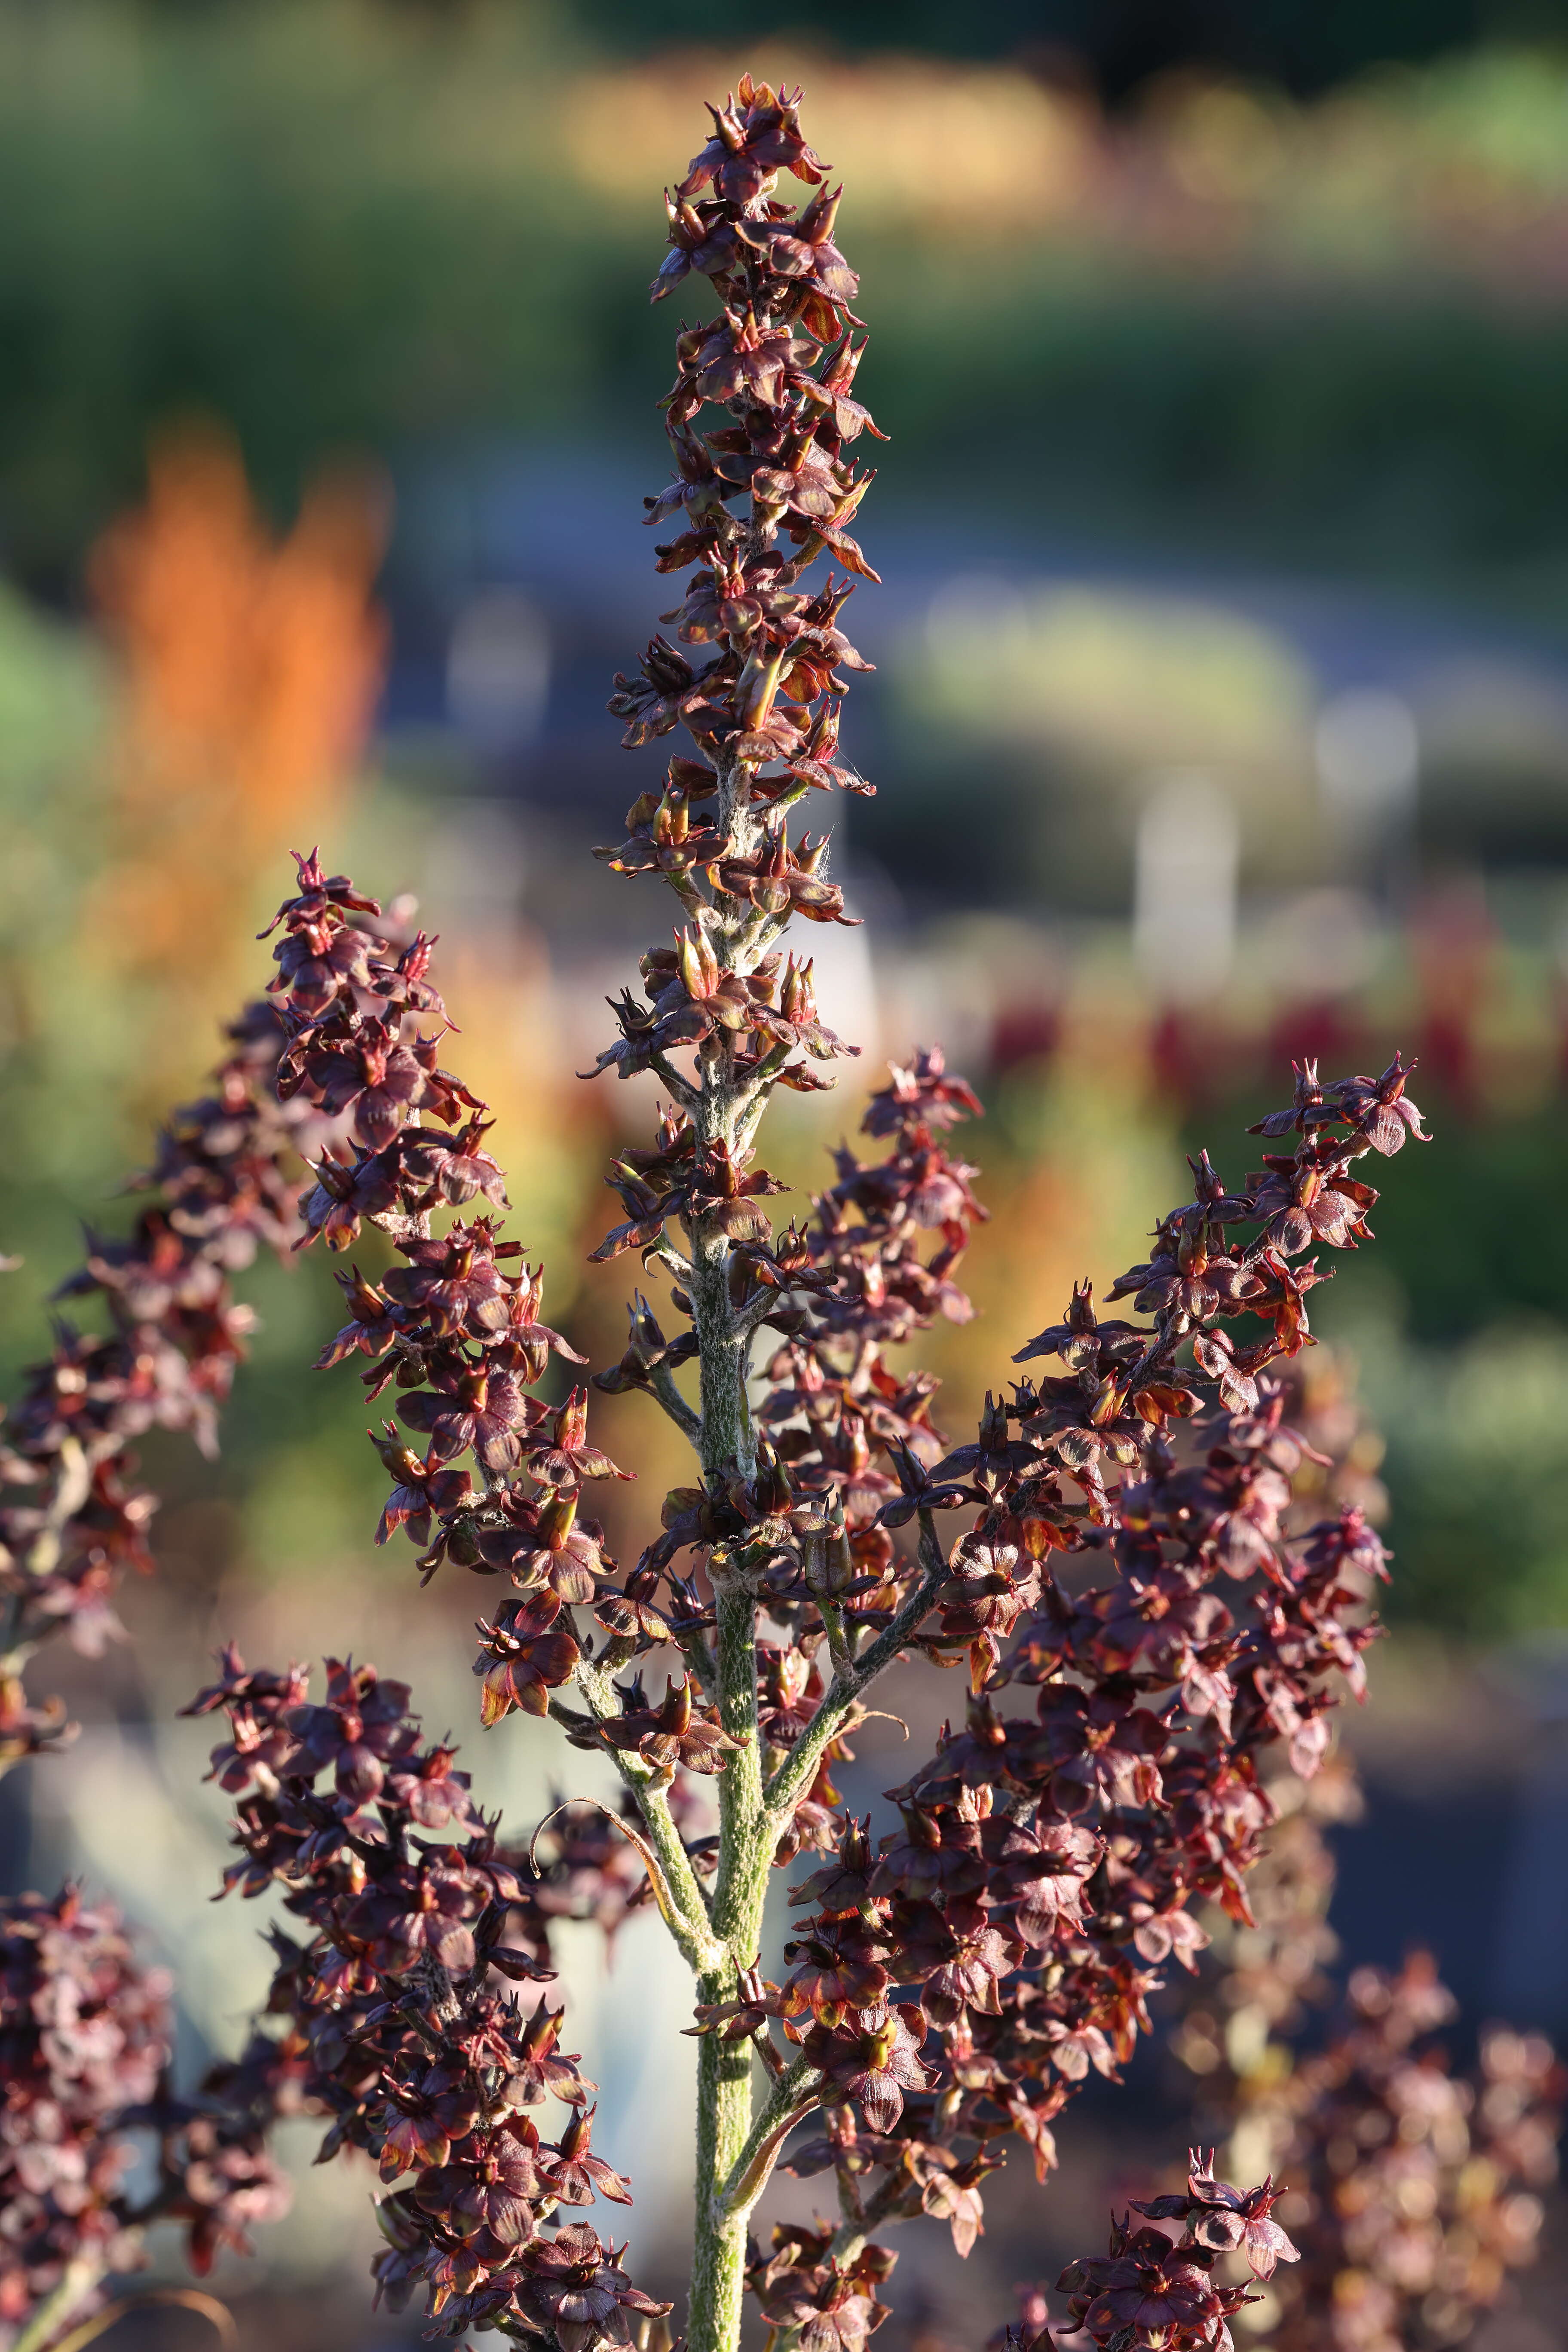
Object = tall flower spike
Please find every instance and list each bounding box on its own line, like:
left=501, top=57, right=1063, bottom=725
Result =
left=220, top=77, right=1450, bottom=2352
left=1159, top=1356, right=1563, bottom=2352
left=1273, top=1959, right=1562, bottom=2346
left=0, top=997, right=329, bottom=2346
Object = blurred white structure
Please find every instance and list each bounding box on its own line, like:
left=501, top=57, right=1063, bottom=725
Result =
left=802, top=870, right=881, bottom=1073
left=1132, top=768, right=1240, bottom=1003
left=423, top=796, right=530, bottom=940
left=447, top=586, right=551, bottom=748
left=1314, top=686, right=1419, bottom=830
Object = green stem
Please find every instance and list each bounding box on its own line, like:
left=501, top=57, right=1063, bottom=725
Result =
left=760, top=1509, right=949, bottom=1841
left=689, top=1214, right=753, bottom=1485
left=688, top=1562, right=769, bottom=2352
left=715, top=2052, right=822, bottom=2217
left=23, top=1436, right=91, bottom=1580
left=572, top=1654, right=723, bottom=1972
left=649, top=1364, right=703, bottom=1449
left=685, top=744, right=776, bottom=2352
left=689, top=1963, right=755, bottom=2352
left=12, top=2257, right=105, bottom=2352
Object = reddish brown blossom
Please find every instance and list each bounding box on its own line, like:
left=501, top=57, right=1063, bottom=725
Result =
left=0, top=1001, right=316, bottom=1758
left=168, top=74, right=1504, bottom=2352
left=184, top=1652, right=669, bottom=2346
left=0, top=1888, right=289, bottom=2337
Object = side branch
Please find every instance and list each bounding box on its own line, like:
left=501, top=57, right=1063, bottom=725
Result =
left=650, top=1050, right=701, bottom=1112
left=570, top=1653, right=724, bottom=1972
left=649, top=1364, right=704, bottom=1449
left=735, top=1040, right=793, bottom=1126
left=828, top=2174, right=906, bottom=2272
left=759, top=1510, right=949, bottom=1833
left=714, top=2052, right=822, bottom=2219
left=11, top=2257, right=106, bottom=2352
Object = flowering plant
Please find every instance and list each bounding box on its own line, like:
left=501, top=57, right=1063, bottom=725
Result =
left=0, top=1000, right=316, bottom=2347
left=183, top=74, right=1467, bottom=2352
left=0, top=1002, right=316, bottom=1769
left=1, top=70, right=1555, bottom=2352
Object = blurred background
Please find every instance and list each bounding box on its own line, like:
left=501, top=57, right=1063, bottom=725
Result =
left=6, top=0, right=1568, bottom=2343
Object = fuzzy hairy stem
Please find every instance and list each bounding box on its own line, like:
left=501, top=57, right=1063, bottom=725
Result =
left=572, top=1654, right=722, bottom=1971
left=689, top=1965, right=754, bottom=2352
left=716, top=2052, right=822, bottom=2217
left=683, top=738, right=779, bottom=2352
left=687, top=1486, right=769, bottom=2352
left=690, top=1220, right=754, bottom=1478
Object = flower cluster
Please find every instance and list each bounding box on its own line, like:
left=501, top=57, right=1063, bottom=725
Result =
left=613, top=74, right=877, bottom=775
left=197, top=76, right=1534, bottom=2352
left=745, top=2222, right=894, bottom=2352
left=186, top=1647, right=671, bottom=2346
left=0, top=998, right=317, bottom=1761
left=261, top=854, right=627, bottom=1712
left=280, top=836, right=1431, bottom=2337
left=1178, top=1835, right=1564, bottom=2352
left=1169, top=1780, right=1562, bottom=2352
left=758, top=1046, right=985, bottom=1551
left=0, top=1885, right=288, bottom=2348
left=0, top=1886, right=168, bottom=2337
left=1158, top=1357, right=1562, bottom=2350
left=726, top=1061, right=1424, bottom=2293
left=1265, top=1957, right=1562, bottom=2352
left=1162, top=1352, right=1378, bottom=2100
left=589, top=1046, right=988, bottom=1863
left=1058, top=2153, right=1297, bottom=2350
left=590, top=72, right=877, bottom=1109
left=0, top=996, right=322, bottom=2343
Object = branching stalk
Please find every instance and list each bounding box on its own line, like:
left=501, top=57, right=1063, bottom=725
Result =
left=648, top=1364, right=704, bottom=1449
left=760, top=1510, right=949, bottom=1838
left=573, top=1652, right=723, bottom=1969
left=715, top=2053, right=823, bottom=2218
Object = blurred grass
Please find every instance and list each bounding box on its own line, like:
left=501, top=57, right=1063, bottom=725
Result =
left=6, top=8, right=1568, bottom=590
left=0, top=585, right=129, bottom=1244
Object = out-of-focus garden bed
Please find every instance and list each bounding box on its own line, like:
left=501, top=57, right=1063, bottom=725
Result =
left=7, top=9, right=1568, bottom=589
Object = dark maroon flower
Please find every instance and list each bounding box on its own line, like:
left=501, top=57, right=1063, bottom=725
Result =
left=595, top=1678, right=740, bottom=1778
left=806, top=2006, right=929, bottom=2134
left=540, top=2106, right=633, bottom=2208
left=516, top=2222, right=673, bottom=2352
left=399, top=1364, right=539, bottom=1476
left=370, top=1426, right=475, bottom=1548
left=524, top=1389, right=630, bottom=1493
left=175, top=75, right=1481, bottom=2352
left=475, top=1591, right=583, bottom=1726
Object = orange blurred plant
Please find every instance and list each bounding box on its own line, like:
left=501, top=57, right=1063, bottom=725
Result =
left=86, top=421, right=389, bottom=1020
